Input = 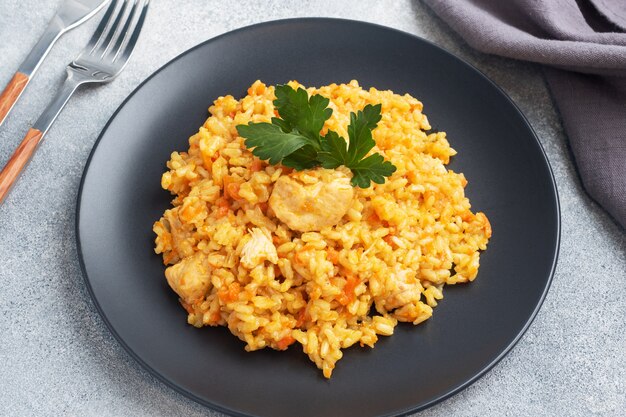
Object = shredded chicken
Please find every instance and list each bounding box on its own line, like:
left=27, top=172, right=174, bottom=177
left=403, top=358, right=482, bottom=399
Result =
left=269, top=167, right=354, bottom=232
left=165, top=253, right=211, bottom=304
left=240, top=227, right=279, bottom=269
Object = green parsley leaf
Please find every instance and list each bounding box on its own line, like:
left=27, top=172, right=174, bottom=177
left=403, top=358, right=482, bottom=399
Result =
left=236, top=85, right=397, bottom=188
left=318, top=103, right=395, bottom=187
left=346, top=104, right=382, bottom=165
left=236, top=123, right=310, bottom=165
left=319, top=104, right=382, bottom=169
left=271, top=117, right=292, bottom=133
left=273, top=84, right=332, bottom=146
left=282, top=145, right=319, bottom=170
left=350, top=153, right=397, bottom=188
left=318, top=131, right=348, bottom=169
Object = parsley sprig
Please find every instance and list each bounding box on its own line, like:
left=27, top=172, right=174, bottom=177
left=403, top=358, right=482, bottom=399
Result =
left=236, top=85, right=396, bottom=188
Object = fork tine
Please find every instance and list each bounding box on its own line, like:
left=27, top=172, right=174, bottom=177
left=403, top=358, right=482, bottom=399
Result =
left=85, top=0, right=119, bottom=54
left=115, top=0, right=149, bottom=64
left=92, top=0, right=131, bottom=57
left=107, top=0, right=140, bottom=62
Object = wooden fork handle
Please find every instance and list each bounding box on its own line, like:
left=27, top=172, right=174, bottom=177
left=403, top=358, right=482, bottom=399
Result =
left=0, top=72, right=30, bottom=126
left=0, top=128, right=42, bottom=204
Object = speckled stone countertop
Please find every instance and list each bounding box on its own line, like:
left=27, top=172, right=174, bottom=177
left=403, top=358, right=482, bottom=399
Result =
left=0, top=1, right=624, bottom=416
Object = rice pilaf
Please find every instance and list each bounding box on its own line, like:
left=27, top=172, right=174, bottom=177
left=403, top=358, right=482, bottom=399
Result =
left=153, top=80, right=491, bottom=378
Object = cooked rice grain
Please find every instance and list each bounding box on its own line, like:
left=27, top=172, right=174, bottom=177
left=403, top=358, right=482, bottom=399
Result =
left=154, top=80, right=491, bottom=378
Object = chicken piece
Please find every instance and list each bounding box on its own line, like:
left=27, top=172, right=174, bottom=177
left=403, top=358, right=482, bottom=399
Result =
left=382, top=267, right=422, bottom=311
left=378, top=267, right=434, bottom=324
left=240, top=227, right=279, bottom=269
left=165, top=253, right=211, bottom=304
left=269, top=168, right=354, bottom=232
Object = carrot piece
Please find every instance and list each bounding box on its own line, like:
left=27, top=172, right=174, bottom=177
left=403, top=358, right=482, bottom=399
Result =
left=209, top=311, right=221, bottom=324
left=215, top=197, right=230, bottom=218
left=217, top=205, right=229, bottom=218
left=277, top=335, right=295, bottom=350
left=250, top=159, right=263, bottom=172
left=218, top=282, right=240, bottom=303
left=339, top=274, right=359, bottom=306
left=223, top=175, right=241, bottom=200
left=162, top=251, right=177, bottom=265
left=367, top=211, right=380, bottom=223
left=223, top=175, right=244, bottom=201
left=226, top=182, right=241, bottom=200
left=295, top=308, right=307, bottom=327
left=180, top=203, right=201, bottom=222
left=327, top=247, right=339, bottom=264
left=461, top=211, right=473, bottom=222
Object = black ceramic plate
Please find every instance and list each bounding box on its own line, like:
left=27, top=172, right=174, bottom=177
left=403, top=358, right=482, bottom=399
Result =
left=77, top=18, right=560, bottom=417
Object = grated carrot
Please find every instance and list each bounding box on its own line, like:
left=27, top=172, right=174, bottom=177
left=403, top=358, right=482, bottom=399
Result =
left=215, top=197, right=230, bottom=218
left=327, top=247, right=339, bottom=264
left=218, top=282, right=240, bottom=303
left=277, top=335, right=295, bottom=350
left=295, top=308, right=307, bottom=327
left=250, top=159, right=263, bottom=172
left=223, top=175, right=242, bottom=201
left=338, top=274, right=359, bottom=306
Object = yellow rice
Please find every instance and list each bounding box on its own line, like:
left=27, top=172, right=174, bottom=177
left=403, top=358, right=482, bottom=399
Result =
left=153, top=80, right=491, bottom=378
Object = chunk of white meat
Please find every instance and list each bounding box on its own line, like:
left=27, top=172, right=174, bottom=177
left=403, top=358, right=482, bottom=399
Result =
left=378, top=267, right=433, bottom=324
left=165, top=253, right=211, bottom=304
left=240, top=227, right=278, bottom=269
left=269, top=168, right=354, bottom=232
left=383, top=267, right=422, bottom=311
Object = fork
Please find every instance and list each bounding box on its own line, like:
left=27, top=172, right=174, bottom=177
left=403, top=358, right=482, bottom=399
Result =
left=0, top=0, right=149, bottom=204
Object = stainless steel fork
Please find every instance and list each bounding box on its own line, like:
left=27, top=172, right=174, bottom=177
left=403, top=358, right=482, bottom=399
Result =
left=0, top=0, right=149, bottom=204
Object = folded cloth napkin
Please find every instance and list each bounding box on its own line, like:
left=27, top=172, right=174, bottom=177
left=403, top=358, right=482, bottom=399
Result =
left=423, top=0, right=626, bottom=229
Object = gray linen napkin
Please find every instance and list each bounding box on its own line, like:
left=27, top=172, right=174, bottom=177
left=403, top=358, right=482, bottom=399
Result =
left=423, top=0, right=626, bottom=229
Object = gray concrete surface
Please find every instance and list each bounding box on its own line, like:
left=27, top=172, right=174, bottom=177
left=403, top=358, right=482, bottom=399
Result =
left=0, top=1, right=624, bottom=416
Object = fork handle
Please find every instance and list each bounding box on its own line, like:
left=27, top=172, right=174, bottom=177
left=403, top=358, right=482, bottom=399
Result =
left=0, top=19, right=65, bottom=127
left=0, top=128, right=43, bottom=204
left=0, top=74, right=81, bottom=205
left=0, top=72, right=30, bottom=126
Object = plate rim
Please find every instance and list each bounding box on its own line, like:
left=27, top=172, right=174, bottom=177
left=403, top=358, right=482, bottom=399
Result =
left=75, top=17, right=561, bottom=417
